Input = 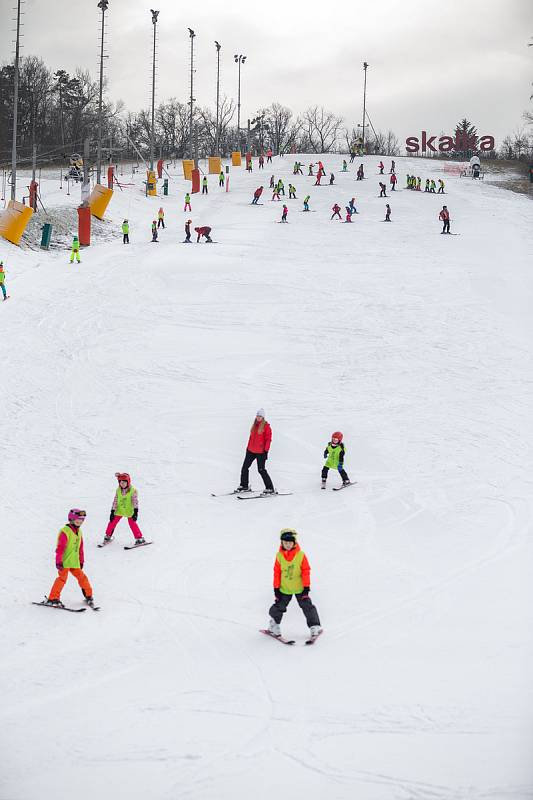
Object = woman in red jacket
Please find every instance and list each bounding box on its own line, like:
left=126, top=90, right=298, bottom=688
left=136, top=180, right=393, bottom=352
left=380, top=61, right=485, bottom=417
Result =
left=237, top=409, right=275, bottom=494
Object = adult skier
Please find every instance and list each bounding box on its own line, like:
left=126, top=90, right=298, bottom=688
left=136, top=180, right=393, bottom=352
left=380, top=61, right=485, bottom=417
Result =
left=0, top=261, right=8, bottom=300
left=439, top=205, right=451, bottom=234
left=303, top=194, right=310, bottom=212
left=157, top=207, right=165, bottom=228
left=236, top=409, right=275, bottom=494
left=385, top=203, right=391, bottom=221
left=267, top=529, right=322, bottom=640
left=390, top=173, right=397, bottom=191
left=348, top=197, right=358, bottom=214
left=195, top=226, right=213, bottom=242
left=266, top=148, right=273, bottom=163
left=69, top=235, right=81, bottom=263
left=252, top=186, right=264, bottom=204
left=281, top=205, right=288, bottom=223
left=184, top=219, right=192, bottom=242
left=151, top=220, right=158, bottom=242
left=202, top=176, right=208, bottom=194
left=122, top=219, right=130, bottom=244
left=184, top=192, right=192, bottom=212
left=102, top=473, right=146, bottom=546
left=331, top=203, right=342, bottom=220
left=321, top=431, right=351, bottom=488
left=44, top=509, right=95, bottom=607
left=379, top=181, right=387, bottom=197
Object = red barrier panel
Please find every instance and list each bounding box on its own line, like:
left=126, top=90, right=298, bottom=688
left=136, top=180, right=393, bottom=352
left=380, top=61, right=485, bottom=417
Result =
left=157, top=159, right=164, bottom=179
left=191, top=168, right=201, bottom=194
left=77, top=205, right=91, bottom=246
left=29, top=180, right=38, bottom=211
left=107, top=166, right=114, bottom=189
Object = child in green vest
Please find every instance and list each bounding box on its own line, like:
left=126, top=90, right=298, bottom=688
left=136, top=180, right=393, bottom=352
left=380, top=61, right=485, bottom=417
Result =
left=122, top=220, right=129, bottom=244
left=0, top=260, right=8, bottom=300
left=46, top=509, right=95, bottom=607
left=102, top=472, right=145, bottom=545
left=321, top=431, right=351, bottom=488
left=151, top=220, right=158, bottom=242
left=219, top=170, right=225, bottom=187
left=184, top=192, right=191, bottom=212
left=69, top=235, right=81, bottom=263
left=202, top=176, right=208, bottom=194
left=303, top=195, right=310, bottom=211
left=267, top=529, right=322, bottom=639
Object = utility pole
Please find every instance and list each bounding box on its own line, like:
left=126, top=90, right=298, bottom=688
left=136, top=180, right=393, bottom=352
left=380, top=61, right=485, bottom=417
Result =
left=234, top=54, right=246, bottom=152
left=96, top=0, right=109, bottom=185
left=82, top=137, right=90, bottom=207
left=10, top=0, right=22, bottom=201
left=150, top=9, right=159, bottom=171
left=214, top=40, right=221, bottom=156
left=188, top=28, right=196, bottom=162
left=362, top=61, right=369, bottom=155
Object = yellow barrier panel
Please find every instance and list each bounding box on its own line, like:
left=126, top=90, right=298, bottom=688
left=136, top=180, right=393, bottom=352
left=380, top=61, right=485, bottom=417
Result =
left=146, top=170, right=157, bottom=197
left=208, top=156, right=222, bottom=174
left=231, top=151, right=242, bottom=167
left=0, top=200, right=34, bottom=246
left=183, top=160, right=194, bottom=180
left=89, top=185, right=113, bottom=220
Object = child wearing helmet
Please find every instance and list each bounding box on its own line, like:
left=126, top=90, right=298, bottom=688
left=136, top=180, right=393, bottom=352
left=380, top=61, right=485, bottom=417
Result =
left=122, top=219, right=130, bottom=244
left=184, top=219, right=192, bottom=242
left=267, top=529, right=322, bottom=639
left=0, top=261, right=8, bottom=300
left=44, top=509, right=95, bottom=607
left=69, top=235, right=81, bottom=263
left=101, top=473, right=146, bottom=546
left=322, top=431, right=351, bottom=488
left=151, top=220, right=158, bottom=242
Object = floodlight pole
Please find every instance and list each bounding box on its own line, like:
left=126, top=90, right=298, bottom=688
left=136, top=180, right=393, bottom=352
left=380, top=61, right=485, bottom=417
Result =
left=188, top=28, right=196, bottom=162
left=362, top=61, right=369, bottom=154
left=215, top=41, right=221, bottom=156
left=234, top=54, right=246, bottom=151
left=10, top=0, right=22, bottom=201
left=96, top=0, right=109, bottom=185
left=150, top=9, right=159, bottom=171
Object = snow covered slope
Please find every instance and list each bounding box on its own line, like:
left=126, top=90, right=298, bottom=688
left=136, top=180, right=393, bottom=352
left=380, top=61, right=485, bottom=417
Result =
left=1, top=155, right=532, bottom=800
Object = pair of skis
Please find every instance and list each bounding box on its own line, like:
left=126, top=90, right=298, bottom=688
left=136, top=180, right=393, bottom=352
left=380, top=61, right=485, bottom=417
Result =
left=211, top=489, right=293, bottom=500
left=259, top=629, right=323, bottom=646
left=97, top=540, right=153, bottom=549
left=32, top=598, right=100, bottom=613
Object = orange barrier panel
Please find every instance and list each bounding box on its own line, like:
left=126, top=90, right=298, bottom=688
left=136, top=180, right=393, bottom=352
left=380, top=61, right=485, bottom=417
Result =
left=231, top=151, right=242, bottom=167
left=208, top=156, right=222, bottom=174
left=89, top=185, right=113, bottom=219
left=77, top=206, right=91, bottom=246
left=0, top=200, right=34, bottom=246
left=183, top=160, right=194, bottom=180
left=191, top=169, right=201, bottom=194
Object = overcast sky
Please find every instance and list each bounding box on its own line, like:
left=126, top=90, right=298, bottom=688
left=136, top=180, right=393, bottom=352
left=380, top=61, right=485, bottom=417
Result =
left=1, top=0, right=531, bottom=145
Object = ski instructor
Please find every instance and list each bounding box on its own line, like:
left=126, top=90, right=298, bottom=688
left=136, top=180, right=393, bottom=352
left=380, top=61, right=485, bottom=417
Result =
left=236, top=409, right=275, bottom=494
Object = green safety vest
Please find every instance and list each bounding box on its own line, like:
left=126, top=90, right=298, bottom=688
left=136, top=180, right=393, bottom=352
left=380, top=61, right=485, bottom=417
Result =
left=277, top=550, right=304, bottom=594
left=0, top=270, right=5, bottom=284
left=122, top=223, right=129, bottom=234
left=185, top=194, right=190, bottom=202
left=58, top=524, right=83, bottom=569
left=71, top=240, right=80, bottom=251
left=202, top=178, right=207, bottom=185
left=324, top=442, right=344, bottom=469
left=115, top=486, right=136, bottom=518
left=304, top=196, right=310, bottom=203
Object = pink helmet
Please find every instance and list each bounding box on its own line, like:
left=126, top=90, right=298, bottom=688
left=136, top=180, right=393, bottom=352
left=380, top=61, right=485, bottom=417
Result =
left=68, top=508, right=86, bottom=522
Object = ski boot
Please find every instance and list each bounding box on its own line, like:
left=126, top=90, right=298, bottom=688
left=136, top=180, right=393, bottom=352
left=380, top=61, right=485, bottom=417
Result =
left=101, top=535, right=113, bottom=546
left=342, top=479, right=351, bottom=486
left=134, top=537, right=146, bottom=546
left=235, top=485, right=252, bottom=494
left=321, top=479, right=327, bottom=489
left=261, top=488, right=276, bottom=495
left=84, top=596, right=95, bottom=608
left=268, top=618, right=281, bottom=637
left=309, top=625, right=322, bottom=639
left=45, top=597, right=64, bottom=608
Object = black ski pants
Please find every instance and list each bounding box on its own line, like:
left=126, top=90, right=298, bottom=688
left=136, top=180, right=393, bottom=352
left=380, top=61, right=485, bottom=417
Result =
left=269, top=592, right=321, bottom=627
left=442, top=220, right=450, bottom=233
left=123, top=234, right=129, bottom=244
left=240, top=449, right=274, bottom=491
left=322, top=465, right=349, bottom=482
left=157, top=218, right=165, bottom=228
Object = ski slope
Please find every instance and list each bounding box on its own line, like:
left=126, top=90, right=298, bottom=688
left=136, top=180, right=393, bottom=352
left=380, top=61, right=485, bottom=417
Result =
left=1, top=155, right=532, bottom=800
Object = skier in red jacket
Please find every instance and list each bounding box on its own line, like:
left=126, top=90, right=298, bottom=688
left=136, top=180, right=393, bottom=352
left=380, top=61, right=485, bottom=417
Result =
left=439, top=206, right=450, bottom=233
left=331, top=203, right=342, bottom=220
left=390, top=173, right=397, bottom=190
left=195, top=226, right=213, bottom=242
left=378, top=161, right=384, bottom=174
left=236, top=409, right=275, bottom=494
left=252, top=186, right=263, bottom=205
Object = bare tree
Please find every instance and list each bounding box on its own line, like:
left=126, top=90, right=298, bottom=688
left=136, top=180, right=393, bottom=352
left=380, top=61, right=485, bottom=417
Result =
left=301, top=106, right=343, bottom=153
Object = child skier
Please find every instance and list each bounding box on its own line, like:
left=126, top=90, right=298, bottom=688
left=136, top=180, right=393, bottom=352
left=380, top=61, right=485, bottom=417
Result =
left=151, top=220, right=158, bottom=242
left=277, top=179, right=285, bottom=196
left=348, top=197, right=358, bottom=214
left=202, top=176, right=208, bottom=194
left=342, top=159, right=348, bottom=172
left=437, top=179, right=445, bottom=194
left=157, top=207, right=165, bottom=228
left=424, top=179, right=430, bottom=192
left=430, top=180, right=436, bottom=193
left=45, top=509, right=95, bottom=607
left=390, top=160, right=396, bottom=174
left=308, top=163, right=314, bottom=176
left=236, top=409, right=275, bottom=494
left=267, top=528, right=322, bottom=640
left=69, top=235, right=81, bottom=263
left=195, top=225, right=213, bottom=242
left=379, top=182, right=387, bottom=197
left=258, top=154, right=265, bottom=168
left=378, top=160, right=384, bottom=174
left=184, top=192, right=191, bottom=212
left=321, top=431, right=351, bottom=488
left=272, top=185, right=281, bottom=201
left=329, top=173, right=335, bottom=185
left=331, top=203, right=342, bottom=220
left=0, top=261, right=8, bottom=300
left=252, top=186, right=264, bottom=204
left=345, top=208, right=352, bottom=222
left=266, top=148, right=273, bottom=163
left=122, top=219, right=130, bottom=244
left=288, top=184, right=296, bottom=199
left=390, top=173, right=397, bottom=191
left=303, top=194, right=310, bottom=212
left=269, top=175, right=275, bottom=189
left=102, top=473, right=146, bottom=546
left=219, top=170, right=225, bottom=187
left=281, top=205, right=288, bottom=223
left=385, top=203, right=391, bottom=221
left=184, top=219, right=192, bottom=242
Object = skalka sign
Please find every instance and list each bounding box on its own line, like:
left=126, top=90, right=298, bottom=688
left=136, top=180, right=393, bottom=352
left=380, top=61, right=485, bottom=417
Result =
left=405, top=131, right=495, bottom=153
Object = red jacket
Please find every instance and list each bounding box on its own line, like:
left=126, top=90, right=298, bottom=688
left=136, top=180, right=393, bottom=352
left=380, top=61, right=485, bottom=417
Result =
left=247, top=420, right=272, bottom=453
left=439, top=208, right=449, bottom=221
left=273, top=544, right=311, bottom=589
left=254, top=187, right=263, bottom=198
